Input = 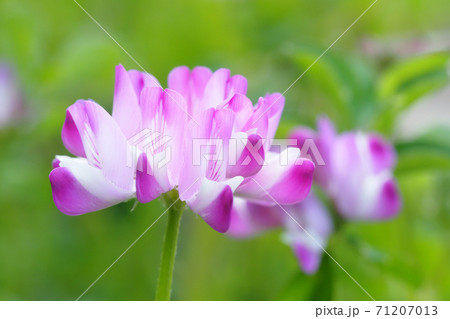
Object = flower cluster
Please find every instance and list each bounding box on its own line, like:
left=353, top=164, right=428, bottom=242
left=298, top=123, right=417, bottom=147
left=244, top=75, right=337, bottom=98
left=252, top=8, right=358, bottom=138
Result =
left=50, top=65, right=402, bottom=273
left=228, top=117, right=402, bottom=273
left=50, top=65, right=315, bottom=233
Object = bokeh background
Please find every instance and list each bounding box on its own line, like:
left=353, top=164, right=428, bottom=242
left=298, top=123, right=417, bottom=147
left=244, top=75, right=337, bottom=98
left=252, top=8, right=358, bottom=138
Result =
left=0, top=0, right=449, bottom=300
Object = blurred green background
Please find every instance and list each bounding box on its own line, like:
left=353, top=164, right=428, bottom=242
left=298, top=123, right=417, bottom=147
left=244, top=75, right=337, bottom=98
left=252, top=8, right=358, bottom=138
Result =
left=0, top=0, right=449, bottom=300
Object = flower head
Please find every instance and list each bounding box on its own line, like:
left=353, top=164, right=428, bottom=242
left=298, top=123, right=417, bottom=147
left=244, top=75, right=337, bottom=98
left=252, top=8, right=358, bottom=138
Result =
left=289, top=117, right=402, bottom=220
left=50, top=65, right=315, bottom=234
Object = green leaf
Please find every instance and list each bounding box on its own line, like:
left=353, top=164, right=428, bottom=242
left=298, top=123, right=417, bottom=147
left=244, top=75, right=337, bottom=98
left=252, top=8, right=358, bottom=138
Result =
left=395, top=128, right=450, bottom=175
left=378, top=53, right=450, bottom=111
left=290, top=47, right=377, bottom=129
left=275, top=271, right=318, bottom=301
left=276, top=255, right=334, bottom=301
left=292, top=50, right=348, bottom=109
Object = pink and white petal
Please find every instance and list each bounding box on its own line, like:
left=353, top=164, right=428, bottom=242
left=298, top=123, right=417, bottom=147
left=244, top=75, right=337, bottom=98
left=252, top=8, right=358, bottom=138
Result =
left=227, top=198, right=283, bottom=238
left=283, top=194, right=333, bottom=274
left=50, top=157, right=134, bottom=215
left=329, top=133, right=363, bottom=188
left=66, top=100, right=134, bottom=191
left=205, top=109, right=235, bottom=181
left=187, top=177, right=243, bottom=233
left=226, top=133, right=265, bottom=178
left=136, top=153, right=165, bottom=203
left=112, top=64, right=142, bottom=138
left=236, top=149, right=315, bottom=205
left=178, top=109, right=215, bottom=201
left=136, top=87, right=186, bottom=191
left=161, top=89, right=189, bottom=185
left=139, top=86, right=164, bottom=130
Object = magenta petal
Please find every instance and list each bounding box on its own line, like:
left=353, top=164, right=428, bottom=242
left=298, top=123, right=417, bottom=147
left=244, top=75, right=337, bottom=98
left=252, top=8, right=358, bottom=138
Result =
left=373, top=178, right=402, bottom=219
left=136, top=153, right=165, bottom=203
left=268, top=159, right=315, bottom=205
left=52, top=158, right=61, bottom=169
left=200, top=186, right=233, bottom=233
left=227, top=198, right=283, bottom=237
left=293, top=244, right=322, bottom=274
left=236, top=150, right=315, bottom=205
left=61, top=109, right=86, bottom=158
left=49, top=164, right=132, bottom=215
left=226, top=134, right=265, bottom=178
left=50, top=167, right=108, bottom=215
left=187, top=181, right=235, bottom=233
left=368, top=133, right=397, bottom=173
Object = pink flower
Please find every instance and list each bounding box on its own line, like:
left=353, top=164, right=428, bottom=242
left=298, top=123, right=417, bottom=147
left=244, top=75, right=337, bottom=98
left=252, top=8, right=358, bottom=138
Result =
left=289, top=117, right=402, bottom=220
left=282, top=194, right=333, bottom=274
left=50, top=65, right=160, bottom=214
left=227, top=193, right=333, bottom=274
left=50, top=65, right=315, bottom=234
left=0, top=63, right=24, bottom=128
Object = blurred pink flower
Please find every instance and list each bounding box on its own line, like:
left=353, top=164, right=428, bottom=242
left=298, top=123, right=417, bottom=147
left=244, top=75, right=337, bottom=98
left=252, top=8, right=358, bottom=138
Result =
left=290, top=117, right=402, bottom=220
left=227, top=193, right=333, bottom=274
left=0, top=63, right=24, bottom=128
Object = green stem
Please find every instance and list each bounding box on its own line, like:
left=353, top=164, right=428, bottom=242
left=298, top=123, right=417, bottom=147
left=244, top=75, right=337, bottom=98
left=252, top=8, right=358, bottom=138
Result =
left=155, top=191, right=184, bottom=301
